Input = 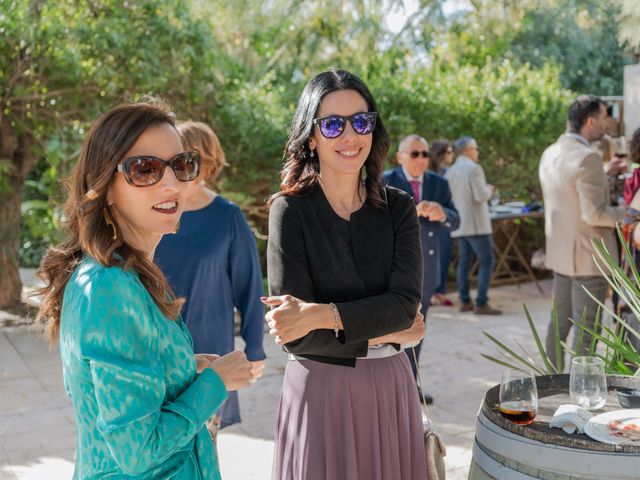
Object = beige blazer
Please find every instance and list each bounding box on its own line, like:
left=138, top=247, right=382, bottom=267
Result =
left=539, top=134, right=624, bottom=276
left=444, top=156, right=493, bottom=237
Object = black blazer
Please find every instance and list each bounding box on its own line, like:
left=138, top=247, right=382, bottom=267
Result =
left=267, top=184, right=423, bottom=366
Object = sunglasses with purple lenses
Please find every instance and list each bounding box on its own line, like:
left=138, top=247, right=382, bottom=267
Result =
left=312, top=112, right=378, bottom=139
left=115, top=151, right=201, bottom=187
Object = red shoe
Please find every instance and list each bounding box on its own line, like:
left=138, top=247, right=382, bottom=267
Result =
left=433, top=293, right=453, bottom=307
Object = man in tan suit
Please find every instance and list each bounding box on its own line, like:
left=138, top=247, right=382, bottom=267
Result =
left=539, top=95, right=624, bottom=369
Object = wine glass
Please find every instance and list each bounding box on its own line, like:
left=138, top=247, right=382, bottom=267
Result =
left=499, top=369, right=538, bottom=425
left=570, top=356, right=607, bottom=410
left=490, top=189, right=500, bottom=207
left=614, top=136, right=629, bottom=159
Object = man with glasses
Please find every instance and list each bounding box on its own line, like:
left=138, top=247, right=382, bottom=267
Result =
left=539, top=95, right=624, bottom=370
left=445, top=136, right=502, bottom=315
left=383, top=134, right=460, bottom=404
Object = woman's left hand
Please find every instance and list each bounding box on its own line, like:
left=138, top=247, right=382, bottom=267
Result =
left=195, top=353, right=220, bottom=373
left=262, top=295, right=315, bottom=345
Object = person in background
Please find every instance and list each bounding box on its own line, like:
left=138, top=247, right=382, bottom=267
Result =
left=617, top=128, right=640, bottom=351
left=154, top=121, right=266, bottom=442
left=428, top=139, right=455, bottom=177
left=428, top=139, right=456, bottom=306
left=539, top=94, right=624, bottom=370
left=264, top=69, right=427, bottom=479
left=383, top=134, right=459, bottom=404
left=35, top=100, right=253, bottom=479
left=445, top=136, right=502, bottom=315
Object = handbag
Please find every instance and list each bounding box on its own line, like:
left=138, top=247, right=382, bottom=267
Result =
left=411, top=347, right=447, bottom=479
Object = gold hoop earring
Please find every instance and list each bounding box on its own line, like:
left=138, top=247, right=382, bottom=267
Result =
left=173, top=220, right=180, bottom=234
left=103, top=208, right=117, bottom=241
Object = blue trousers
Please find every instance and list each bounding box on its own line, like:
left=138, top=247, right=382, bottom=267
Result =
left=456, top=234, right=494, bottom=306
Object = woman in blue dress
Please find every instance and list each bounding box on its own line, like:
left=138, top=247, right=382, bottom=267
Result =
left=36, top=100, right=253, bottom=479
left=154, top=121, right=266, bottom=439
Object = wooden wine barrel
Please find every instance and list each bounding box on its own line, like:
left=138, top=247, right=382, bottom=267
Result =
left=468, top=374, right=640, bottom=480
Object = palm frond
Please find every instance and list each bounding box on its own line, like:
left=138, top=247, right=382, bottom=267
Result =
left=482, top=226, right=640, bottom=375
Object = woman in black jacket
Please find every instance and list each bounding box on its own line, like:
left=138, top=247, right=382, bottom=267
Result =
left=263, top=69, right=427, bottom=480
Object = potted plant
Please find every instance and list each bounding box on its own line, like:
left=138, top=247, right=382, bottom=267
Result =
left=483, top=228, right=640, bottom=375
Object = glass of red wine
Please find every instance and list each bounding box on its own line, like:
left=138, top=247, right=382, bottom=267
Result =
left=499, top=369, right=538, bottom=425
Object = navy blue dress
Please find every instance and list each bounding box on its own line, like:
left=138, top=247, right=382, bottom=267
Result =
left=155, top=195, right=266, bottom=427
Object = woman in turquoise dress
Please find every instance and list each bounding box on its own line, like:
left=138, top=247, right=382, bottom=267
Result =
left=36, top=100, right=253, bottom=479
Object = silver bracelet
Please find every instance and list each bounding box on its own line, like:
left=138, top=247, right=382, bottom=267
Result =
left=329, top=302, right=340, bottom=338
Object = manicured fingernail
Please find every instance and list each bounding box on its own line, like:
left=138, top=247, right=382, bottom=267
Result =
left=260, top=296, right=268, bottom=302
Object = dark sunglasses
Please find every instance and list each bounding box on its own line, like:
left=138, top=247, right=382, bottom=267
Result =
left=401, top=150, right=429, bottom=159
left=312, top=112, right=377, bottom=139
left=115, top=151, right=201, bottom=187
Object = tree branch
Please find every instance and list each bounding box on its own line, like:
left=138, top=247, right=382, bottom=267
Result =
left=2, top=47, right=32, bottom=107
left=10, top=86, right=100, bottom=104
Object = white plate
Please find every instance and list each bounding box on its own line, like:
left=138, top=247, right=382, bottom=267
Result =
left=584, top=409, right=640, bottom=444
left=489, top=206, right=513, bottom=214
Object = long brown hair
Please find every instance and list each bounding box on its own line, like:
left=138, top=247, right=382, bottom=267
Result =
left=269, top=69, right=389, bottom=206
left=36, top=100, right=184, bottom=342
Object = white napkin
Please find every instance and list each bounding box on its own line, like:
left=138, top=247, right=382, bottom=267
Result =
left=549, top=404, right=593, bottom=434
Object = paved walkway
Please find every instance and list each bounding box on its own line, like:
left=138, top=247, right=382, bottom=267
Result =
left=0, top=275, right=553, bottom=480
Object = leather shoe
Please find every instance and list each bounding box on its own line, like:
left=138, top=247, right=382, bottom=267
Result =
left=417, top=388, right=434, bottom=404
left=474, top=304, right=502, bottom=315
left=460, top=302, right=474, bottom=312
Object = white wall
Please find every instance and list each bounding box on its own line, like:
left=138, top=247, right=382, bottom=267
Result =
left=624, top=64, right=640, bottom=139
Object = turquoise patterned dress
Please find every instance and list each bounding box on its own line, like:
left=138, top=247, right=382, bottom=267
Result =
left=60, top=256, right=227, bottom=479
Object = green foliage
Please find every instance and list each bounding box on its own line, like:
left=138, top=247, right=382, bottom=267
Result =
left=440, top=0, right=633, bottom=95
left=483, top=228, right=640, bottom=375
left=2, top=0, right=222, bottom=266
left=618, top=0, right=640, bottom=51
left=4, top=0, right=633, bottom=270
left=509, top=0, right=632, bottom=95
left=372, top=61, right=572, bottom=201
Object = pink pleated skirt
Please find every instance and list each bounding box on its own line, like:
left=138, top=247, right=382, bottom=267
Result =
left=274, top=352, right=427, bottom=480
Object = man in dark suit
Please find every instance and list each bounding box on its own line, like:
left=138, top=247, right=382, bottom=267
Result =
left=383, top=134, right=460, bottom=403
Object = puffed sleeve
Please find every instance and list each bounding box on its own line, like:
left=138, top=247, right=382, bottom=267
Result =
left=267, top=195, right=369, bottom=358
left=79, top=267, right=227, bottom=476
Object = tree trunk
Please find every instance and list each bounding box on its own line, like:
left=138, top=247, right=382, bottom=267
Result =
left=0, top=118, right=37, bottom=309
left=0, top=186, right=23, bottom=309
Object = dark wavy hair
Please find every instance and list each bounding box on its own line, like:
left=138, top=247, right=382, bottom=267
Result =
left=428, top=139, right=452, bottom=174
left=270, top=69, right=390, bottom=207
left=36, top=100, right=185, bottom=343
